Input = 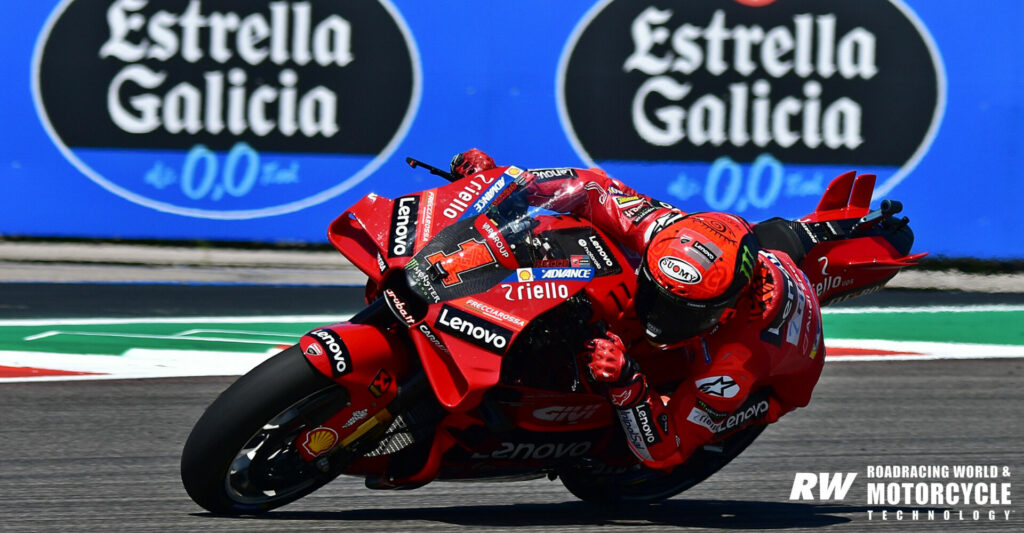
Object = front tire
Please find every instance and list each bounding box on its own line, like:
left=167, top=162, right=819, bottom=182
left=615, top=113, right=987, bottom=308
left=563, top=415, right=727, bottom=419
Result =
left=181, top=345, right=350, bottom=514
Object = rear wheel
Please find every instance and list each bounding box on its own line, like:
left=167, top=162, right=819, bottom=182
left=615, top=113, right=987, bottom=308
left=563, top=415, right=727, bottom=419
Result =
left=559, top=425, right=765, bottom=504
left=181, top=345, right=353, bottom=514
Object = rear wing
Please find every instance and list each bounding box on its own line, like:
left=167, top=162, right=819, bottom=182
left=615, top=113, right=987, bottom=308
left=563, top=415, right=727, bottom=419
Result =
left=757, top=171, right=927, bottom=306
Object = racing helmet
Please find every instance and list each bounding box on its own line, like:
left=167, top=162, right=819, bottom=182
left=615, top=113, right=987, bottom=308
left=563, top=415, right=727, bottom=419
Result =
left=450, top=148, right=496, bottom=179
left=635, top=212, right=760, bottom=345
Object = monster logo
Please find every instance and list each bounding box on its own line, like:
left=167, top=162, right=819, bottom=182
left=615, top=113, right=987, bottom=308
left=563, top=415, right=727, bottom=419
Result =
left=738, top=245, right=756, bottom=281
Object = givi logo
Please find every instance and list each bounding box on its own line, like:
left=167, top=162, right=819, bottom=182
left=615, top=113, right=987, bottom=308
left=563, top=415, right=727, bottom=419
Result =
left=558, top=0, right=944, bottom=211
left=33, top=0, right=420, bottom=219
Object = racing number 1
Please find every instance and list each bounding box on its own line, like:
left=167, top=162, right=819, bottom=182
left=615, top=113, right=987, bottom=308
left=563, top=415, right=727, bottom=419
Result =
left=425, top=239, right=497, bottom=287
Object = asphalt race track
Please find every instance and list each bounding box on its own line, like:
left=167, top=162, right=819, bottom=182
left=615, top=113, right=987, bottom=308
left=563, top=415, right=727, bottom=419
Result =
left=1, top=284, right=1022, bottom=532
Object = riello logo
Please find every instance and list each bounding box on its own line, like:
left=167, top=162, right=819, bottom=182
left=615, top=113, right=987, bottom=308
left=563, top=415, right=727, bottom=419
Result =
left=33, top=0, right=420, bottom=218
left=558, top=0, right=945, bottom=216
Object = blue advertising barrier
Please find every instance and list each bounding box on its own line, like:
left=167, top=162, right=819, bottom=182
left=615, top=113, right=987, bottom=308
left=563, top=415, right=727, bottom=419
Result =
left=0, top=1, right=1021, bottom=258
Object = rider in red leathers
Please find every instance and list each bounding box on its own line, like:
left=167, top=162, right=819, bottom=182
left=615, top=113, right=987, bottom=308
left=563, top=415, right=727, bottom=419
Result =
left=450, top=149, right=825, bottom=471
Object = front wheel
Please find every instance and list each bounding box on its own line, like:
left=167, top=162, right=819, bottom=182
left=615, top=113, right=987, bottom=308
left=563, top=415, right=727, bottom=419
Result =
left=559, top=425, right=766, bottom=504
left=181, top=345, right=351, bottom=514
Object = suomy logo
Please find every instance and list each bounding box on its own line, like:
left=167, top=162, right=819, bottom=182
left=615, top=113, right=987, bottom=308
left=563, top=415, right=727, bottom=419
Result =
left=659, top=256, right=701, bottom=284
left=559, top=0, right=945, bottom=205
left=33, top=0, right=420, bottom=219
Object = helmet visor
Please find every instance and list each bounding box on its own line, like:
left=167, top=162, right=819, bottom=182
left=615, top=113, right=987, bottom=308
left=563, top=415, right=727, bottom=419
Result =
left=634, top=266, right=737, bottom=345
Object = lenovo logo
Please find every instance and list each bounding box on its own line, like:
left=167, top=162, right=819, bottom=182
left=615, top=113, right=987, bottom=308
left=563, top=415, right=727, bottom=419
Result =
left=308, top=329, right=351, bottom=378
left=389, top=195, right=419, bottom=257
left=435, top=305, right=513, bottom=353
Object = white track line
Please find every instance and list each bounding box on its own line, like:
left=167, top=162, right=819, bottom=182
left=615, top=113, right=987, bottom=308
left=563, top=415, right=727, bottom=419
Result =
left=176, top=329, right=303, bottom=337
left=822, top=305, right=1024, bottom=314
left=0, top=315, right=350, bottom=327
left=0, top=348, right=277, bottom=382
left=22, top=330, right=290, bottom=345
left=826, top=338, right=1024, bottom=362
left=3, top=338, right=1021, bottom=383
left=2, top=311, right=1021, bottom=382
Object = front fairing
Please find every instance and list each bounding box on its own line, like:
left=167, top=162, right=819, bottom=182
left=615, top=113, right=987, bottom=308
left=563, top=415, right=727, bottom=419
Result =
left=330, top=165, right=641, bottom=411
left=402, top=211, right=599, bottom=411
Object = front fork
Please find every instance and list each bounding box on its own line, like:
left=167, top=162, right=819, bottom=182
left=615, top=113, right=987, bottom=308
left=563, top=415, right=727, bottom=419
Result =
left=294, top=299, right=415, bottom=462
left=293, top=298, right=458, bottom=488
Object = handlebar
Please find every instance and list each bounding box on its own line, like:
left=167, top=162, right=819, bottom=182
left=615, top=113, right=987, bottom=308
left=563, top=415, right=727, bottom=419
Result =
left=851, top=199, right=907, bottom=235
left=406, top=157, right=456, bottom=182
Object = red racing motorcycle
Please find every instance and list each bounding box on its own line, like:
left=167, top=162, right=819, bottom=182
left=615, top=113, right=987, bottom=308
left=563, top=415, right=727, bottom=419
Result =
left=181, top=159, right=923, bottom=514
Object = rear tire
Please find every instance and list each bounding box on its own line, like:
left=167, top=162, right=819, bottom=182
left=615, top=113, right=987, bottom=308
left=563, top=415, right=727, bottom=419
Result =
left=560, top=425, right=765, bottom=504
left=181, top=345, right=350, bottom=514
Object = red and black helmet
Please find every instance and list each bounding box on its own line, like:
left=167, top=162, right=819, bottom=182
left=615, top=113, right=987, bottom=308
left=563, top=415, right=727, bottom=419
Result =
left=635, top=212, right=759, bottom=345
left=450, top=148, right=496, bottom=179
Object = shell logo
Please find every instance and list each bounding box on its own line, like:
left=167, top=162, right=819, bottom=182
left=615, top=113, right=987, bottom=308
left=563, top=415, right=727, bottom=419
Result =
left=516, top=268, right=535, bottom=282
left=301, top=427, right=339, bottom=457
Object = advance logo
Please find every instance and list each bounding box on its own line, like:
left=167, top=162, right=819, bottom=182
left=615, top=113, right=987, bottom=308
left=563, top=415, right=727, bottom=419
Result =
left=435, top=305, right=513, bottom=354
left=33, top=0, right=420, bottom=219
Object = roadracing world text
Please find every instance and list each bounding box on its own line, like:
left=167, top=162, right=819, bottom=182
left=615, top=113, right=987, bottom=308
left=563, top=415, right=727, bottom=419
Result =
left=789, top=464, right=1014, bottom=522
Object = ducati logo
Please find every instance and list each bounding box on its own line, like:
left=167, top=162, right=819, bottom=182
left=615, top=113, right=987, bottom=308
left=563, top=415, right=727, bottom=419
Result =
left=305, top=343, right=324, bottom=357
left=307, top=329, right=352, bottom=378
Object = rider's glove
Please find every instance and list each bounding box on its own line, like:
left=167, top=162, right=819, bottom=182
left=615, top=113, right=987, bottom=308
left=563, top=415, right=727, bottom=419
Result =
left=585, top=332, right=648, bottom=409
left=586, top=332, right=636, bottom=383
left=450, top=148, right=496, bottom=180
